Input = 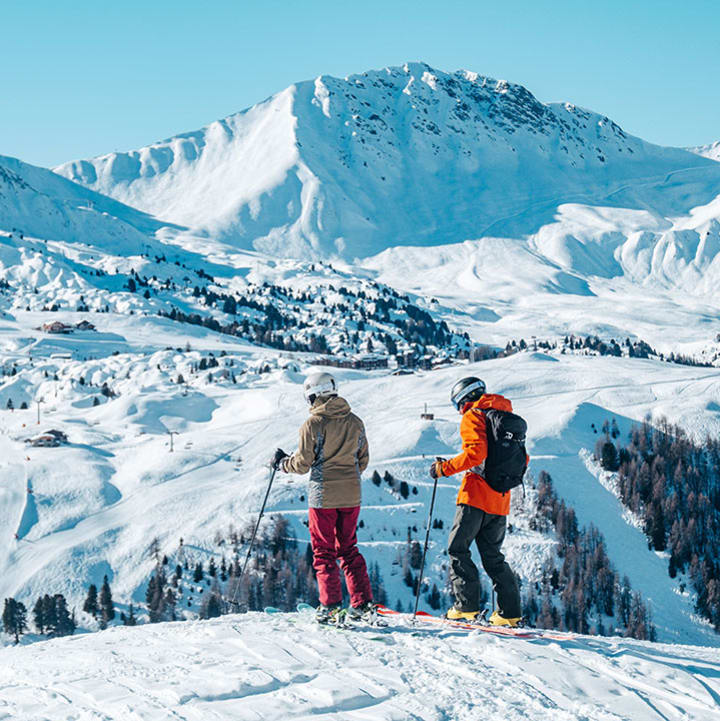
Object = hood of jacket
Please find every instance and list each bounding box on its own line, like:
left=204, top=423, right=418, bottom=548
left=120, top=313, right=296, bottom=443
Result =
left=310, top=394, right=352, bottom=419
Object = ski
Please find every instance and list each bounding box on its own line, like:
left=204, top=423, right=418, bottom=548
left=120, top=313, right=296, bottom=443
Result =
left=296, top=603, right=392, bottom=641
left=266, top=604, right=572, bottom=641
left=376, top=605, right=573, bottom=641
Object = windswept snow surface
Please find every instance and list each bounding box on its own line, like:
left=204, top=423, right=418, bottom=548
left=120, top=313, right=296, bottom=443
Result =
left=1, top=612, right=720, bottom=721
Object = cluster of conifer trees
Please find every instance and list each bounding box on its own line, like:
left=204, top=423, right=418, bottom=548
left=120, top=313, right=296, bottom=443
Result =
left=2, top=576, right=120, bottom=644
left=394, top=527, right=448, bottom=612
left=556, top=335, right=712, bottom=367
left=142, top=516, right=389, bottom=622
left=498, top=334, right=712, bottom=367
left=597, top=418, right=720, bottom=631
left=2, top=593, right=77, bottom=644
left=371, top=469, right=419, bottom=500
left=526, top=471, right=656, bottom=640
left=158, top=276, right=466, bottom=361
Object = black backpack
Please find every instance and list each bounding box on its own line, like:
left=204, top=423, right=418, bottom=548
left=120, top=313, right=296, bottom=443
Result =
left=480, top=408, right=528, bottom=494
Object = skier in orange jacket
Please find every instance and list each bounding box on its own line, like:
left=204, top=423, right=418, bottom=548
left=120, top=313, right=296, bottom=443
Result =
left=430, top=377, right=527, bottom=626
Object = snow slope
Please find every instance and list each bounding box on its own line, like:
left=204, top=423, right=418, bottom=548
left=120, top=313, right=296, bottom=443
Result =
left=1, top=611, right=719, bottom=721
left=3, top=60, right=720, bottom=719
left=0, top=155, right=172, bottom=253
left=55, top=62, right=720, bottom=265
left=0, top=202, right=718, bottom=647
left=361, top=233, right=720, bottom=352
left=2, top=320, right=719, bottom=646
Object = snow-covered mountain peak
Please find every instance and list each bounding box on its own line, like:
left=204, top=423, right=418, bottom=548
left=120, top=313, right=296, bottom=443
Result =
left=53, top=63, right=720, bottom=278
left=314, top=60, right=624, bottom=154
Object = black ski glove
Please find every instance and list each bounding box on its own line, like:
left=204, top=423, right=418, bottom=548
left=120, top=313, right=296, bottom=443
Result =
left=272, top=448, right=289, bottom=470
left=429, top=457, right=447, bottom=479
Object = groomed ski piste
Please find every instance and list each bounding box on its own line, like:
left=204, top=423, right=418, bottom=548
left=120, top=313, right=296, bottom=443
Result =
left=2, top=605, right=720, bottom=720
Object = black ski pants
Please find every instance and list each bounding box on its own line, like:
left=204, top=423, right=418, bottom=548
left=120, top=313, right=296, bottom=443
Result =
left=448, top=503, right=521, bottom=617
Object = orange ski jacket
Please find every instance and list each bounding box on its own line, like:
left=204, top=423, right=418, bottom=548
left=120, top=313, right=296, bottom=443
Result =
left=440, top=394, right=528, bottom=516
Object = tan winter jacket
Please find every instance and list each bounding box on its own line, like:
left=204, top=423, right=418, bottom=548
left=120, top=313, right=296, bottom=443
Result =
left=282, top=395, right=369, bottom=509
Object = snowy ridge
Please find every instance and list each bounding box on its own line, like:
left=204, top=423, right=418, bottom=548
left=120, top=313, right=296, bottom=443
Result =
left=0, top=155, right=171, bottom=254
left=54, top=62, right=720, bottom=270
left=2, top=611, right=719, bottom=721
left=690, top=141, right=720, bottom=162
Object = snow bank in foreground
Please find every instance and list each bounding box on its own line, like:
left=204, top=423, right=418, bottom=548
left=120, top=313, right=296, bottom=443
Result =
left=1, top=611, right=719, bottom=721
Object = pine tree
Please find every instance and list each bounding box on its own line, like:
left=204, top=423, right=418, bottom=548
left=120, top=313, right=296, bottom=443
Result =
left=403, top=566, right=414, bottom=588
left=32, top=596, right=45, bottom=634
left=537, top=593, right=555, bottom=629
left=99, top=576, right=115, bottom=624
left=426, top=584, right=441, bottom=610
left=408, top=541, right=423, bottom=570
left=164, top=589, right=176, bottom=621
left=52, top=595, right=76, bottom=637
left=42, top=594, right=57, bottom=633
left=2, top=598, right=27, bottom=643
left=83, top=584, right=99, bottom=617
left=193, top=562, right=204, bottom=583
left=146, top=571, right=168, bottom=623
left=599, top=439, right=619, bottom=471
left=201, top=585, right=223, bottom=619
left=122, top=603, right=137, bottom=626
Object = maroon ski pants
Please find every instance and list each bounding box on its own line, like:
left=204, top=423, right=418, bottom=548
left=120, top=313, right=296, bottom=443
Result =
left=308, top=506, right=373, bottom=607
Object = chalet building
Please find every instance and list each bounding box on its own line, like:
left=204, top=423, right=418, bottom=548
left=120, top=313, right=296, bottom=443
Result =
left=314, top=355, right=389, bottom=370
left=41, top=321, right=72, bottom=334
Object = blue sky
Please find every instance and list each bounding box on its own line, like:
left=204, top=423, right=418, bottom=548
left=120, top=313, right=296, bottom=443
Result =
left=2, top=0, right=718, bottom=167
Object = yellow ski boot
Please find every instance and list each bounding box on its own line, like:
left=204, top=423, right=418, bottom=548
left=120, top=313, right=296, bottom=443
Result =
left=488, top=610, right=523, bottom=627
left=445, top=607, right=480, bottom=622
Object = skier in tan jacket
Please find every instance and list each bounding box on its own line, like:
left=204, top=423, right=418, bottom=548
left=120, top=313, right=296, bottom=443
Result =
left=272, top=372, right=374, bottom=624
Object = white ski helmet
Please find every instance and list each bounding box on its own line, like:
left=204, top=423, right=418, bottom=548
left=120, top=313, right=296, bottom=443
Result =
left=303, top=372, right=338, bottom=404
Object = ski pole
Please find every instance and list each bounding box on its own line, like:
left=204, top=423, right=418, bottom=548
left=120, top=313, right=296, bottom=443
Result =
left=228, top=464, right=278, bottom=610
left=412, top=458, right=440, bottom=624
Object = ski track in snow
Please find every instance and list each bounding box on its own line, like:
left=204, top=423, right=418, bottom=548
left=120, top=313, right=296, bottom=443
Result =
left=1, top=612, right=719, bottom=721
